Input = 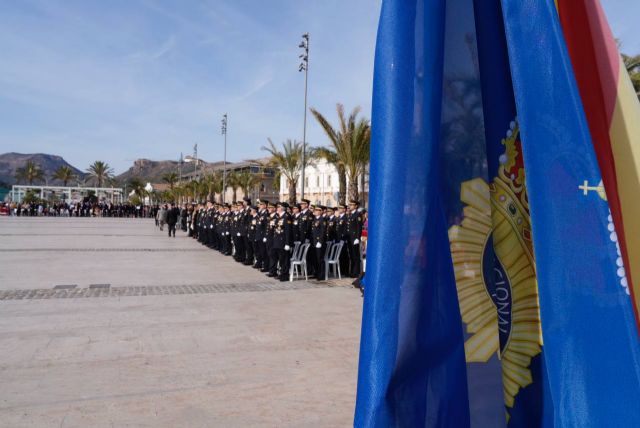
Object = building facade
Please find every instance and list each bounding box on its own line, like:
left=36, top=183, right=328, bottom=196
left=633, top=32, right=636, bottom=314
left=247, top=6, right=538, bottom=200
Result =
left=279, top=159, right=369, bottom=207
left=182, top=159, right=279, bottom=203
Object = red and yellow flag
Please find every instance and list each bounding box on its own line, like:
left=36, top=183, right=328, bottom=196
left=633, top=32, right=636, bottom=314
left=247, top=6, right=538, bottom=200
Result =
left=558, top=0, right=640, bottom=325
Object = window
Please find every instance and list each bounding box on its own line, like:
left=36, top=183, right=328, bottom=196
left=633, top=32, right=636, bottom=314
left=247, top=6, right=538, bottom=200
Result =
left=316, top=176, right=320, bottom=187
left=305, top=177, right=309, bottom=188
left=327, top=175, right=332, bottom=186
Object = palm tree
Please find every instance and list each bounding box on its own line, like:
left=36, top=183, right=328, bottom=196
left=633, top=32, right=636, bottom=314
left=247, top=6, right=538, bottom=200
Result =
left=182, top=180, right=198, bottom=202
left=236, top=170, right=260, bottom=200
left=310, top=104, right=370, bottom=202
left=197, top=173, right=223, bottom=202
left=15, top=160, right=45, bottom=185
left=310, top=107, right=347, bottom=205
left=52, top=165, right=76, bottom=186
left=261, top=139, right=316, bottom=205
left=86, top=161, right=114, bottom=188
left=622, top=53, right=640, bottom=99
left=128, top=177, right=145, bottom=202
left=209, top=171, right=224, bottom=202
left=315, top=147, right=346, bottom=205
left=346, top=117, right=371, bottom=202
left=162, top=172, right=179, bottom=190
left=226, top=171, right=242, bottom=202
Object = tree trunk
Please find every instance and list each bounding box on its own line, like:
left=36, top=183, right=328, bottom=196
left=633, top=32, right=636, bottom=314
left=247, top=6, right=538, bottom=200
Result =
left=288, top=180, right=297, bottom=205
left=347, top=173, right=359, bottom=203
left=360, top=167, right=367, bottom=207
left=338, top=165, right=347, bottom=205
left=232, top=189, right=237, bottom=202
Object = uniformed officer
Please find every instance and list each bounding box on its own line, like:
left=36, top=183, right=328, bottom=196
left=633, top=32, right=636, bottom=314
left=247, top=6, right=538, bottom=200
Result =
left=222, top=204, right=232, bottom=255
left=291, top=204, right=301, bottom=243
left=298, top=199, right=314, bottom=275
left=265, top=202, right=278, bottom=276
left=272, top=202, right=293, bottom=281
left=211, top=204, right=220, bottom=250
left=336, top=203, right=350, bottom=274
left=247, top=205, right=259, bottom=267
left=325, top=206, right=337, bottom=242
left=205, top=200, right=215, bottom=248
left=347, top=200, right=364, bottom=277
left=311, top=205, right=328, bottom=280
left=298, top=199, right=312, bottom=242
left=232, top=202, right=245, bottom=263
left=241, top=197, right=253, bottom=265
left=255, top=200, right=268, bottom=270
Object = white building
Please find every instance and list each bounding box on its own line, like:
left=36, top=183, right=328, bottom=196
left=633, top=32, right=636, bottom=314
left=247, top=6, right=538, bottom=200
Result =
left=279, top=159, right=369, bottom=207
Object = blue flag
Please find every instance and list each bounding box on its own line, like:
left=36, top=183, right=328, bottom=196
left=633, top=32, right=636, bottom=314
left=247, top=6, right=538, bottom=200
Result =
left=354, top=0, right=470, bottom=426
left=500, top=0, right=640, bottom=426
left=356, top=0, right=640, bottom=426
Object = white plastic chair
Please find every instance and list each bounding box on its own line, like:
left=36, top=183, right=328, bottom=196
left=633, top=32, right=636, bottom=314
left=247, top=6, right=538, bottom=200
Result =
left=323, top=241, right=334, bottom=262
left=292, top=241, right=301, bottom=258
left=290, top=242, right=311, bottom=281
left=324, top=241, right=345, bottom=280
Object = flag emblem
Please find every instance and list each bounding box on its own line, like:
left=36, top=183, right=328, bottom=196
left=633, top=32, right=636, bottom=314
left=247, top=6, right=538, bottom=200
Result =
left=448, top=120, right=543, bottom=414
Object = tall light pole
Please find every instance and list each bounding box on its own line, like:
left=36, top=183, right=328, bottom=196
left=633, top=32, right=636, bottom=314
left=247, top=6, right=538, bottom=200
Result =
left=178, top=152, right=183, bottom=184
left=221, top=113, right=228, bottom=203
left=193, top=143, right=199, bottom=180
left=299, top=33, right=309, bottom=200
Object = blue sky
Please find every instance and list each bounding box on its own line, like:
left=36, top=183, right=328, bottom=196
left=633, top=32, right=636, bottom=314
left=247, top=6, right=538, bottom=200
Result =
left=0, top=0, right=637, bottom=174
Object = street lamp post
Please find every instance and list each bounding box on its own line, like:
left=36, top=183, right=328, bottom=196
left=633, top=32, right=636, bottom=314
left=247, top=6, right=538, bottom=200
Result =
left=299, top=33, right=309, bottom=201
left=193, top=144, right=199, bottom=181
left=221, top=114, right=228, bottom=203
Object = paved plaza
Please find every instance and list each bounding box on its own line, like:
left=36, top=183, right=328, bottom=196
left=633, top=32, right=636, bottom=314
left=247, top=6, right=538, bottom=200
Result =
left=0, top=217, right=362, bottom=427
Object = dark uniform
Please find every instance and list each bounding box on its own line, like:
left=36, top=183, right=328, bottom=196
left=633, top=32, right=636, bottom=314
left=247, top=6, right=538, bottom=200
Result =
left=347, top=205, right=364, bottom=277
left=247, top=208, right=259, bottom=267
left=232, top=207, right=245, bottom=262
left=255, top=203, right=269, bottom=270
left=311, top=210, right=327, bottom=280
left=266, top=208, right=278, bottom=276
left=298, top=201, right=313, bottom=274
left=326, top=212, right=337, bottom=242
left=272, top=204, right=293, bottom=281
left=336, top=209, right=350, bottom=274
left=291, top=207, right=301, bottom=243
left=241, top=199, right=253, bottom=265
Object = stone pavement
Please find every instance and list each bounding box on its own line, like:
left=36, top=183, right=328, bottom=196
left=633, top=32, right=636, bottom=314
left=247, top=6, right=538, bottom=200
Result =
left=0, top=217, right=363, bottom=427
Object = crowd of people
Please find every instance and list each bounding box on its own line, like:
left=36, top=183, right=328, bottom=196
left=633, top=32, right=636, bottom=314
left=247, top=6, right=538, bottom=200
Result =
left=157, top=198, right=368, bottom=287
left=5, top=201, right=152, bottom=218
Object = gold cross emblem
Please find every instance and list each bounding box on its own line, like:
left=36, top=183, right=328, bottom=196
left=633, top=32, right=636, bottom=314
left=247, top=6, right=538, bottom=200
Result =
left=578, top=180, right=607, bottom=201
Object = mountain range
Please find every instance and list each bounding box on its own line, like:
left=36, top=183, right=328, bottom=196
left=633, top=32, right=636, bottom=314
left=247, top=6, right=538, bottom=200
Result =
left=0, top=153, right=85, bottom=187
left=0, top=153, right=204, bottom=187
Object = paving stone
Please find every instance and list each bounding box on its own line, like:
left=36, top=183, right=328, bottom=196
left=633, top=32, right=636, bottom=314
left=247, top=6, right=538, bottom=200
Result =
left=0, top=217, right=362, bottom=427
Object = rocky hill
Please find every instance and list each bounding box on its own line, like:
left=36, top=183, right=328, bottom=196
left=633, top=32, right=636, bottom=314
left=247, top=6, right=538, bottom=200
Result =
left=0, top=152, right=85, bottom=187
left=115, top=158, right=206, bottom=184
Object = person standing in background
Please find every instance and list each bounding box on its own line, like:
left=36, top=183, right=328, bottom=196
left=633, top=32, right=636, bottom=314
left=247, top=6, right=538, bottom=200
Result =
left=166, top=203, right=179, bottom=238
left=346, top=200, right=363, bottom=278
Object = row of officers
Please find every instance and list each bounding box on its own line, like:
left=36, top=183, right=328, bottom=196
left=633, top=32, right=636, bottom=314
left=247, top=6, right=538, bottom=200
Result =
left=188, top=198, right=364, bottom=282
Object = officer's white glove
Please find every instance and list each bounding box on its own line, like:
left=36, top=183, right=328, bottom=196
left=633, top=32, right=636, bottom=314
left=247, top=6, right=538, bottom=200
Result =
left=284, top=245, right=290, bottom=251
left=354, top=239, right=360, bottom=245
left=315, top=242, right=321, bottom=249
left=263, top=238, right=267, bottom=243
left=237, top=233, right=241, bottom=237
